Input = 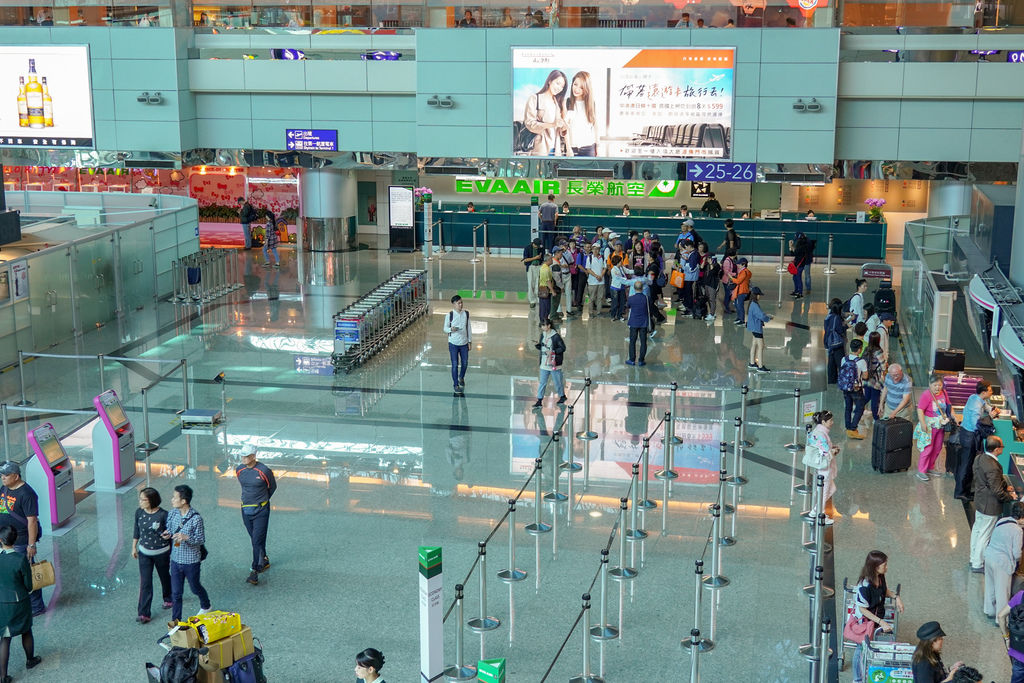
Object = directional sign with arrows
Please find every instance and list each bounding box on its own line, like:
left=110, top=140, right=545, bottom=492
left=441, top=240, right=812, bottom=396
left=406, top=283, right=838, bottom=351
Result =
left=686, top=162, right=756, bottom=183
left=284, top=129, right=338, bottom=152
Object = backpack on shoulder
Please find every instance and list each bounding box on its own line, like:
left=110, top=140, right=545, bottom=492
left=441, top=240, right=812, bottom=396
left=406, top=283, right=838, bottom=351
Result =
left=837, top=357, right=861, bottom=392
left=1009, top=604, right=1024, bottom=652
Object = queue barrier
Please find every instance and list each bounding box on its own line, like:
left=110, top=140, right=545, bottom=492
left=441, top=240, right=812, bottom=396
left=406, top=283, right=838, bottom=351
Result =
left=172, top=248, right=240, bottom=303
left=331, top=269, right=429, bottom=374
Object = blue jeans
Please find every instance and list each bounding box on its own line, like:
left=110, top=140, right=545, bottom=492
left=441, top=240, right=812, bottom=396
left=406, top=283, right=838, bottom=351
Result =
left=863, top=386, right=882, bottom=419
left=792, top=266, right=804, bottom=295
left=844, top=390, right=866, bottom=430
left=1011, top=656, right=1024, bottom=683
left=241, top=504, right=270, bottom=572
left=722, top=282, right=735, bottom=312
left=734, top=293, right=748, bottom=323
left=537, top=368, right=564, bottom=399
left=263, top=243, right=279, bottom=264
left=170, top=560, right=211, bottom=622
left=804, top=264, right=812, bottom=291
left=449, top=343, right=469, bottom=389
left=13, top=545, right=45, bottom=614
left=609, top=287, right=626, bottom=319
left=242, top=222, right=251, bottom=248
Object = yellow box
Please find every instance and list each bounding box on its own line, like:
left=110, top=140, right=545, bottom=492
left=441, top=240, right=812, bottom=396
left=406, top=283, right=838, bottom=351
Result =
left=187, top=611, right=242, bottom=644
left=231, top=625, right=254, bottom=660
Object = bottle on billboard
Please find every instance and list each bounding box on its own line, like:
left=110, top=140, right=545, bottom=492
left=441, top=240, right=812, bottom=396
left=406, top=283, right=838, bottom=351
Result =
left=25, top=59, right=45, bottom=129
left=42, top=76, right=53, bottom=127
left=16, top=77, right=28, bottom=127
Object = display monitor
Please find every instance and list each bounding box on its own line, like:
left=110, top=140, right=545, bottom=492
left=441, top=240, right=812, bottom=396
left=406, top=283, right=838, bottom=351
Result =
left=512, top=47, right=735, bottom=160
left=96, top=389, right=129, bottom=428
left=0, top=45, right=95, bottom=149
left=35, top=425, right=68, bottom=466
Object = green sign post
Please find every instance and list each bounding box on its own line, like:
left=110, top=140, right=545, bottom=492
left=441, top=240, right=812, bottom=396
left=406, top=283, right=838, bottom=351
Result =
left=419, top=546, right=443, bottom=682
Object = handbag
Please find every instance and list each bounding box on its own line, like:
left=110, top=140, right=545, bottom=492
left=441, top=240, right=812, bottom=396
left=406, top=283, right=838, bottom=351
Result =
left=669, top=269, right=685, bottom=289
left=802, top=442, right=830, bottom=470
left=787, top=261, right=799, bottom=275
left=843, top=615, right=875, bottom=644
left=538, top=284, right=551, bottom=299
left=30, top=559, right=55, bottom=591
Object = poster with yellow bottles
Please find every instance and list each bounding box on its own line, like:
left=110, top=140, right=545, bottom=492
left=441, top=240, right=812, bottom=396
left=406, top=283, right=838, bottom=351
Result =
left=0, top=45, right=94, bottom=149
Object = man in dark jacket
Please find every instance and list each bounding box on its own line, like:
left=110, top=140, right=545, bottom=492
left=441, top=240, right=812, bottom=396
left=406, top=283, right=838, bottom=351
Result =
left=236, top=445, right=277, bottom=585
left=238, top=197, right=256, bottom=249
left=626, top=280, right=651, bottom=366
left=970, top=436, right=1017, bottom=572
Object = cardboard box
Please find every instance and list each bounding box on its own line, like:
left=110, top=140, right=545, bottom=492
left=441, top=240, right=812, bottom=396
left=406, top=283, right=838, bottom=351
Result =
left=231, top=625, right=254, bottom=660
left=196, top=667, right=225, bottom=683
left=169, top=624, right=201, bottom=649
left=199, top=637, right=234, bottom=671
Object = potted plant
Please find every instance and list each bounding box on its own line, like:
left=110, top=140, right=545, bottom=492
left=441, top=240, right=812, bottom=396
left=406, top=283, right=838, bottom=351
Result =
left=414, top=186, right=433, bottom=207
left=864, top=198, right=886, bottom=222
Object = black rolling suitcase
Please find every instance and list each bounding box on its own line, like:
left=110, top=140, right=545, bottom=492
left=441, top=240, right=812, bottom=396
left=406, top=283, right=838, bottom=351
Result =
left=872, top=417, right=913, bottom=473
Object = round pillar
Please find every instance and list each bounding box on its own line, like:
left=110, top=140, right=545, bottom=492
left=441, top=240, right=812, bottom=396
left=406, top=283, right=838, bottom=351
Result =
left=299, top=168, right=357, bottom=252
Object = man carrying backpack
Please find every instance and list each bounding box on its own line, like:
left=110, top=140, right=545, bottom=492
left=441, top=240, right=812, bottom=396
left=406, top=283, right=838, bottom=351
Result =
left=845, top=279, right=869, bottom=325
left=236, top=444, right=276, bottom=586
left=238, top=197, right=256, bottom=249
left=839, top=338, right=869, bottom=439
left=997, top=580, right=1024, bottom=681
left=443, top=295, right=471, bottom=394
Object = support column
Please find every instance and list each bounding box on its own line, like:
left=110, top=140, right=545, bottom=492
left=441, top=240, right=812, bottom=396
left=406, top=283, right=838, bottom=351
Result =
left=1011, top=125, right=1024, bottom=285
left=299, top=167, right=357, bottom=252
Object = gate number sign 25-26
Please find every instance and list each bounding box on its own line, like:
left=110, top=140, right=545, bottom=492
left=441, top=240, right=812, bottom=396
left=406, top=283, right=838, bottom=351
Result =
left=686, top=162, right=756, bottom=182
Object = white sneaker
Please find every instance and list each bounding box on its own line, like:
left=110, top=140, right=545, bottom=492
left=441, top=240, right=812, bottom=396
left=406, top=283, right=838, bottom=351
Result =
left=704, top=314, right=715, bottom=321
left=197, top=607, right=214, bottom=615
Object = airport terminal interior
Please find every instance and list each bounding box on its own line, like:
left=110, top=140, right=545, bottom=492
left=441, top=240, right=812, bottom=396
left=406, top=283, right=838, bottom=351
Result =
left=2, top=5, right=1024, bottom=683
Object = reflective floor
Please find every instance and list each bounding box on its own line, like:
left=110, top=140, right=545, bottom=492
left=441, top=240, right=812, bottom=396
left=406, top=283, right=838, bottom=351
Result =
left=0, top=246, right=1008, bottom=681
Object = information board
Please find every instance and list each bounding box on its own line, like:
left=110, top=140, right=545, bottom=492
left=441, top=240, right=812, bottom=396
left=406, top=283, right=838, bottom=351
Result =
left=388, top=186, right=414, bottom=228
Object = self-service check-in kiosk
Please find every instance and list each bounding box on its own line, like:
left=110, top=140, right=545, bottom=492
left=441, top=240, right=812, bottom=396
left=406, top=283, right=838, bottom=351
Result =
left=92, top=389, right=137, bottom=491
left=25, top=423, right=76, bottom=534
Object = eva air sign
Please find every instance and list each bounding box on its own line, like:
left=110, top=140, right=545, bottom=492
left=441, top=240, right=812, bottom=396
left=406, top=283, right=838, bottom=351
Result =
left=455, top=178, right=683, bottom=198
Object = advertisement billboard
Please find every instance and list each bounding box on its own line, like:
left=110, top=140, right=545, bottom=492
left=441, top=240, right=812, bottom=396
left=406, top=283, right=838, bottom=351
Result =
left=0, top=45, right=94, bottom=149
left=512, top=47, right=734, bottom=160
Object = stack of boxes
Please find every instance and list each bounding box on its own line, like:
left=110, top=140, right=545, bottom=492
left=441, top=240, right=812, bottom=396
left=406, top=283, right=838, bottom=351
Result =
left=168, top=612, right=255, bottom=682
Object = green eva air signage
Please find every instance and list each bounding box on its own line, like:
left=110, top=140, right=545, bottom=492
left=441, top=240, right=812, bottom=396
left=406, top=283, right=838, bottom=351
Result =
left=455, top=178, right=683, bottom=198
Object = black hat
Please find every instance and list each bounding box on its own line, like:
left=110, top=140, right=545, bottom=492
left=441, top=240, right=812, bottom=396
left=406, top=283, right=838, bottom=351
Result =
left=879, top=312, right=895, bottom=322
left=916, top=621, right=945, bottom=640
left=750, top=287, right=763, bottom=296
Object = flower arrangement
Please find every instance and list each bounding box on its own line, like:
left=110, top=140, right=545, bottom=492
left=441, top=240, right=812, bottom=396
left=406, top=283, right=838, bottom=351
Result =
left=413, top=186, right=433, bottom=206
left=864, top=198, right=886, bottom=221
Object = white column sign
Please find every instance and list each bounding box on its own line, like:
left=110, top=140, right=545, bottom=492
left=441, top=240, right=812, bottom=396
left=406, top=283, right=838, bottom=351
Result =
left=418, top=546, right=443, bottom=682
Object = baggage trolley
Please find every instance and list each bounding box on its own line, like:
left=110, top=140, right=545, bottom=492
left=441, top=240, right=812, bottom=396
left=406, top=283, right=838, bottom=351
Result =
left=839, top=577, right=901, bottom=670
left=860, top=639, right=914, bottom=683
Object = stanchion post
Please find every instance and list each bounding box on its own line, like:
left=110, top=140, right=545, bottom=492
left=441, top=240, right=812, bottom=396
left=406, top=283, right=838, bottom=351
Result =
left=802, top=474, right=825, bottom=524
left=497, top=500, right=527, bottom=582
left=687, top=629, right=702, bottom=683
left=97, top=353, right=106, bottom=390
left=15, top=351, right=34, bottom=407
left=738, top=384, right=752, bottom=447
left=544, top=434, right=568, bottom=503
left=776, top=232, right=786, bottom=273
left=608, top=498, right=637, bottom=580
left=561, top=405, right=581, bottom=473
left=577, top=378, right=598, bottom=440
left=639, top=437, right=656, bottom=509
left=681, top=560, right=714, bottom=653
left=719, top=442, right=736, bottom=545
left=178, top=358, right=190, bottom=414
left=444, top=584, right=477, bottom=680
left=803, top=514, right=836, bottom=593
left=589, top=550, right=618, bottom=640
left=569, top=594, right=604, bottom=683
left=467, top=542, right=500, bottom=632
left=656, top=410, right=678, bottom=480
left=727, top=418, right=748, bottom=487
left=702, top=504, right=729, bottom=589
left=626, top=463, right=648, bottom=541
left=668, top=382, right=683, bottom=445
left=817, top=619, right=832, bottom=683
left=784, top=388, right=804, bottom=452
left=483, top=219, right=489, bottom=255
left=799, top=565, right=825, bottom=661
left=823, top=234, right=836, bottom=275
left=469, top=224, right=481, bottom=264
left=137, top=387, right=160, bottom=453
left=1, top=404, right=9, bottom=459
left=525, top=459, right=552, bottom=535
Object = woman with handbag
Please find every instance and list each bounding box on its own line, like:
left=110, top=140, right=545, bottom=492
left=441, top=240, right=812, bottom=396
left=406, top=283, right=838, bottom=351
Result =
left=803, top=410, right=840, bottom=523
left=0, top=525, right=41, bottom=682
left=911, top=621, right=962, bottom=683
left=533, top=318, right=567, bottom=408
left=848, top=550, right=904, bottom=683
left=914, top=374, right=953, bottom=482
left=788, top=232, right=812, bottom=298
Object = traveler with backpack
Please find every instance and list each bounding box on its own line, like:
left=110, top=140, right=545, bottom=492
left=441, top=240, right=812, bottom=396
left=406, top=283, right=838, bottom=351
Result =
left=877, top=313, right=895, bottom=362
left=788, top=232, right=813, bottom=298
left=720, top=248, right=738, bottom=315
left=863, top=332, right=887, bottom=421
left=523, top=238, right=546, bottom=309
left=533, top=317, right=568, bottom=407
left=970, top=436, right=1017, bottom=573
left=914, top=374, right=953, bottom=482
left=845, top=279, right=869, bottom=325
left=717, top=218, right=742, bottom=253
left=848, top=550, right=904, bottom=683
left=443, top=295, right=471, bottom=394
left=0, top=525, right=41, bottom=681
left=236, top=444, right=276, bottom=587
left=261, top=209, right=280, bottom=268
left=731, top=257, right=752, bottom=324
left=746, top=287, right=772, bottom=372
left=165, top=485, right=212, bottom=623
left=911, top=621, right=962, bottom=683
left=984, top=502, right=1024, bottom=622
left=585, top=243, right=606, bottom=318
left=677, top=240, right=700, bottom=316
left=956, top=380, right=1000, bottom=500
left=839, top=339, right=869, bottom=439
left=237, top=197, right=256, bottom=249
left=804, top=410, right=839, bottom=522
left=998, top=586, right=1024, bottom=682
left=608, top=253, right=629, bottom=322
left=132, top=487, right=172, bottom=624
left=824, top=299, right=847, bottom=384
left=354, top=647, right=387, bottom=682
left=568, top=241, right=586, bottom=315
left=699, top=242, right=720, bottom=321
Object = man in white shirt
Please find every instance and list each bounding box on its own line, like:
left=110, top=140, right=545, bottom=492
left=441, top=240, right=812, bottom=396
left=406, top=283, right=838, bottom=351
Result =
left=875, top=313, right=894, bottom=361
left=846, top=278, right=868, bottom=325
left=443, top=295, right=471, bottom=394
left=585, top=243, right=606, bottom=318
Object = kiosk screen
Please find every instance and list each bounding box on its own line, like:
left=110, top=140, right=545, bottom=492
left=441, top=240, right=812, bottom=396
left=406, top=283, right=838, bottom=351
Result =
left=37, top=429, right=67, bottom=466
left=98, top=391, right=128, bottom=428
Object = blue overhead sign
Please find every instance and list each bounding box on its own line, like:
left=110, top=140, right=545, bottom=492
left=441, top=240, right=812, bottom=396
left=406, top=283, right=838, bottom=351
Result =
left=285, top=129, right=338, bottom=151
left=687, top=162, right=756, bottom=182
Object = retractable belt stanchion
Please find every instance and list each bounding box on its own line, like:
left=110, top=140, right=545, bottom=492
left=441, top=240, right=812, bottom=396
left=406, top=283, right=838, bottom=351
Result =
left=687, top=628, right=703, bottom=683
left=569, top=594, right=604, bottom=683
left=444, top=584, right=477, bottom=681
left=467, top=542, right=499, bottom=632
left=803, top=515, right=835, bottom=597
left=656, top=411, right=678, bottom=481
left=525, top=458, right=551, bottom=535
left=589, top=549, right=618, bottom=641
left=639, top=437, right=656, bottom=509
left=785, top=388, right=804, bottom=452
left=576, top=378, right=598, bottom=440
left=802, top=474, right=825, bottom=524
left=561, top=405, right=581, bottom=473
left=497, top=500, right=526, bottom=582
left=179, top=358, right=190, bottom=414
left=737, top=384, right=752, bottom=447
left=626, top=463, right=648, bottom=541
left=137, top=387, right=160, bottom=452
left=469, top=223, right=482, bottom=264
left=15, top=351, right=33, bottom=407
left=727, top=418, right=747, bottom=487
left=544, top=433, right=568, bottom=503
left=668, top=382, right=683, bottom=445
left=1, top=404, right=9, bottom=457
left=702, top=504, right=729, bottom=589
left=718, top=443, right=736, bottom=545
left=776, top=232, right=787, bottom=273
left=681, top=560, right=714, bottom=653
left=799, top=565, right=826, bottom=661
left=817, top=619, right=832, bottom=683
left=97, top=354, right=106, bottom=392
left=823, top=234, right=836, bottom=275
left=608, top=498, right=637, bottom=580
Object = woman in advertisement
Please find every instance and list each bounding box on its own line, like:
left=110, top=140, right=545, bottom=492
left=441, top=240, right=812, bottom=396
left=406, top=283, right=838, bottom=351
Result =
left=563, top=71, right=600, bottom=157
left=524, top=70, right=568, bottom=156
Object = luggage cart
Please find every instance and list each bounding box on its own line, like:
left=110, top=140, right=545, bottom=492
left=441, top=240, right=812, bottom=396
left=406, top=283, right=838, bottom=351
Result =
left=839, top=577, right=901, bottom=670
left=860, top=640, right=914, bottom=683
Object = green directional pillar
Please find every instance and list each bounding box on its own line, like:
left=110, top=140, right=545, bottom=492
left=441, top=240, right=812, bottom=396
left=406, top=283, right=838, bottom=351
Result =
left=476, top=658, right=506, bottom=683
left=419, top=546, right=444, bottom=682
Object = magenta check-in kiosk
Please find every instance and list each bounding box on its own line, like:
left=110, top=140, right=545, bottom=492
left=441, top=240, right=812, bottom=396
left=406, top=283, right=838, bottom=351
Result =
left=25, top=423, right=76, bottom=534
left=92, top=389, right=136, bottom=490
